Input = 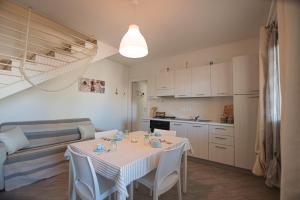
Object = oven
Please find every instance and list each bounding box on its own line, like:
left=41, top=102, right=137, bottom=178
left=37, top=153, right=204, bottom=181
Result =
left=150, top=120, right=170, bottom=133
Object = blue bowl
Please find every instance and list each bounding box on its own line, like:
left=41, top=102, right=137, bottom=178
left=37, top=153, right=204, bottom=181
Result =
left=154, top=130, right=161, bottom=137
left=95, top=144, right=106, bottom=152
left=112, top=133, right=124, bottom=141
left=150, top=139, right=161, bottom=148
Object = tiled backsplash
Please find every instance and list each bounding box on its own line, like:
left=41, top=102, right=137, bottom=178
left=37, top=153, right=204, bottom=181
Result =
left=148, top=96, right=233, bottom=122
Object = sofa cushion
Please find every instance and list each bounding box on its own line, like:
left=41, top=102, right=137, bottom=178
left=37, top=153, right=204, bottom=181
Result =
left=4, top=140, right=73, bottom=191
left=78, top=124, right=95, bottom=139
left=24, top=128, right=81, bottom=148
left=0, top=127, right=29, bottom=155
left=0, top=118, right=92, bottom=149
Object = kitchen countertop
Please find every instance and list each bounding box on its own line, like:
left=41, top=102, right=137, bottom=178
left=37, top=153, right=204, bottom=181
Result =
left=144, top=117, right=234, bottom=127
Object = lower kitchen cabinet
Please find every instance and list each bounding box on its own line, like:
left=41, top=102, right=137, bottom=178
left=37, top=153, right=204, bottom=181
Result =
left=209, top=143, right=234, bottom=165
left=187, top=124, right=209, bottom=159
left=170, top=121, right=235, bottom=165
left=139, top=119, right=150, bottom=132
left=208, top=125, right=235, bottom=166
left=170, top=122, right=187, bottom=138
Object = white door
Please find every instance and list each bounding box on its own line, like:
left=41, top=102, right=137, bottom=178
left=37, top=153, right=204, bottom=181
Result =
left=234, top=94, right=258, bottom=169
left=187, top=124, right=209, bottom=159
left=233, top=55, right=259, bottom=95
left=170, top=122, right=187, bottom=138
left=211, top=62, right=233, bottom=96
left=191, top=65, right=211, bottom=97
left=175, top=68, right=191, bottom=97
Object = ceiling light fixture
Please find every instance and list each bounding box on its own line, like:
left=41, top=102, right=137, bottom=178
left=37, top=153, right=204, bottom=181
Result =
left=119, top=1, right=148, bottom=58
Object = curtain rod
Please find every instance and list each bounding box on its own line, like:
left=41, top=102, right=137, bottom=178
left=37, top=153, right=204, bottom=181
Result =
left=266, top=0, right=277, bottom=27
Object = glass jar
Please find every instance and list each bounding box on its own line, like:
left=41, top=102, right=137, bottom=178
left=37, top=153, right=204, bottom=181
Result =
left=110, top=139, right=117, bottom=151
left=144, top=134, right=150, bottom=145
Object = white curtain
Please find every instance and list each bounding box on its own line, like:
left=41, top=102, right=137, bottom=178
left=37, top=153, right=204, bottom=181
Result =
left=253, top=24, right=281, bottom=188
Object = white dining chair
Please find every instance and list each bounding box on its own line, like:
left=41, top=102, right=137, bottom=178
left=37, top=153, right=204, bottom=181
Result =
left=154, top=129, right=176, bottom=137
left=95, top=129, right=118, bottom=139
left=68, top=146, right=117, bottom=200
left=137, top=143, right=185, bottom=200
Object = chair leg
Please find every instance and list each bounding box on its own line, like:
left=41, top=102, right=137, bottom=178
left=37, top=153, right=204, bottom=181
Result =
left=134, top=181, right=139, bottom=190
left=177, top=180, right=182, bottom=200
left=153, top=190, right=158, bottom=200
left=149, top=189, right=153, bottom=196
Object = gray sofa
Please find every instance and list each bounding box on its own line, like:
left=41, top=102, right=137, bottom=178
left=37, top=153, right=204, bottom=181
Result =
left=0, top=118, right=94, bottom=191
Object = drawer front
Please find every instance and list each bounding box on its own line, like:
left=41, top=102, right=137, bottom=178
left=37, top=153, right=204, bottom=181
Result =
left=209, top=125, right=234, bottom=136
left=209, top=143, right=234, bottom=166
left=209, top=134, right=234, bottom=146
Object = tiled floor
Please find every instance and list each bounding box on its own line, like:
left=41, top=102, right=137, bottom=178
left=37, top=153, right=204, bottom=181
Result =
left=0, top=158, right=279, bottom=200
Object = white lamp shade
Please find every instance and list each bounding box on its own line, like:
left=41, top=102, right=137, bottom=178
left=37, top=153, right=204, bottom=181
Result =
left=119, top=24, right=148, bottom=58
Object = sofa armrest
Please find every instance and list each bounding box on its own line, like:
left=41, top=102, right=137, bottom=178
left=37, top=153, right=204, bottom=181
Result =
left=0, top=142, right=7, bottom=190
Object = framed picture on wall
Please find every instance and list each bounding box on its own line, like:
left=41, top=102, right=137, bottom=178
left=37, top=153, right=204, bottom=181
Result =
left=78, top=78, right=105, bottom=93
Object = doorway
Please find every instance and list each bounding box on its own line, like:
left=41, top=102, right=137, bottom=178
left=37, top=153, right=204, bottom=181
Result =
left=131, top=80, right=148, bottom=131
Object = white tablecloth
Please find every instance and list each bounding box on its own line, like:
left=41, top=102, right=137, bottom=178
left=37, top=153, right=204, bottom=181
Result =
left=66, top=131, right=191, bottom=199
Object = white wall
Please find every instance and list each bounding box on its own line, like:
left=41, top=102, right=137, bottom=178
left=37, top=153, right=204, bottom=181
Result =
left=129, top=38, right=259, bottom=121
left=0, top=59, right=129, bottom=130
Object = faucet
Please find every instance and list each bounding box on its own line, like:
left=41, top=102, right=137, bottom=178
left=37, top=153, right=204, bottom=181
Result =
left=194, top=115, right=200, bottom=121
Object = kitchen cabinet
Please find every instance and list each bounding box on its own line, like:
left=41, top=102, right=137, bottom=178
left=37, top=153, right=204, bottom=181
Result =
left=209, top=144, right=234, bottom=165
left=156, top=68, right=174, bottom=96
left=234, top=94, right=258, bottom=169
left=170, top=122, right=187, bottom=138
left=174, top=68, right=191, bottom=97
left=191, top=65, right=211, bottom=97
left=211, top=62, right=233, bottom=96
left=147, top=75, right=156, bottom=98
left=209, top=125, right=235, bottom=166
left=233, top=55, right=259, bottom=95
left=139, top=119, right=150, bottom=132
left=186, top=124, right=209, bottom=159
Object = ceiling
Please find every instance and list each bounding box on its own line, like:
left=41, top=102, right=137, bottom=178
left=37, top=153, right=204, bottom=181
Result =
left=11, top=0, right=270, bottom=66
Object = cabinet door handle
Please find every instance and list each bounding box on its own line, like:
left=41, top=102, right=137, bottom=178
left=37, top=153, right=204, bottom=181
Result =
left=196, top=93, right=205, bottom=96
left=177, top=95, right=186, bottom=97
left=215, top=128, right=226, bottom=130
left=248, top=90, right=259, bottom=92
left=215, top=146, right=227, bottom=150
left=248, top=96, right=259, bottom=98
left=215, top=137, right=226, bottom=140
left=173, top=124, right=182, bottom=126
left=217, top=92, right=227, bottom=95
left=193, top=125, right=203, bottom=128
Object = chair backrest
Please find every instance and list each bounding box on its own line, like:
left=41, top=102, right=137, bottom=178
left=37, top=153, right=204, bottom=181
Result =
left=154, top=129, right=176, bottom=137
left=95, top=129, right=118, bottom=139
left=154, top=143, right=185, bottom=188
left=68, top=146, right=100, bottom=200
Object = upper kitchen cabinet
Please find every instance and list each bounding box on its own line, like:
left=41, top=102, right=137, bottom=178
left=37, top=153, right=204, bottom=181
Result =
left=175, top=68, right=192, bottom=97
left=191, top=65, right=211, bottom=97
left=233, top=55, right=259, bottom=95
left=156, top=68, right=174, bottom=96
left=211, top=62, right=233, bottom=96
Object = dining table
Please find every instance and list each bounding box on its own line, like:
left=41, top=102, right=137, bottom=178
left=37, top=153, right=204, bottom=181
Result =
left=65, top=131, right=192, bottom=200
